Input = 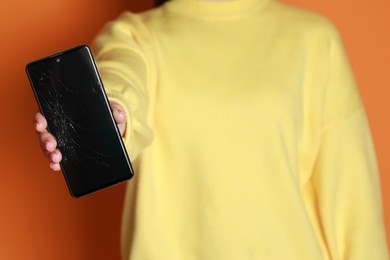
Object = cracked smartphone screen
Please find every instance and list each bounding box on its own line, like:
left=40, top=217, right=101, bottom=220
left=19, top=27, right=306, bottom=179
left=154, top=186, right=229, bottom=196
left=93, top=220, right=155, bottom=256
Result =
left=26, top=45, right=134, bottom=198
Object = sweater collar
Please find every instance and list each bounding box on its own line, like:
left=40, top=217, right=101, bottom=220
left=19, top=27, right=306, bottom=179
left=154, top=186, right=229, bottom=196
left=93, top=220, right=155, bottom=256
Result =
left=164, top=0, right=272, bottom=19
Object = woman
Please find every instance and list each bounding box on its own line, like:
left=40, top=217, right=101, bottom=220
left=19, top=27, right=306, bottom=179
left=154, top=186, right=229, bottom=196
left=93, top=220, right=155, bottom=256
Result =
left=34, top=0, right=388, bottom=259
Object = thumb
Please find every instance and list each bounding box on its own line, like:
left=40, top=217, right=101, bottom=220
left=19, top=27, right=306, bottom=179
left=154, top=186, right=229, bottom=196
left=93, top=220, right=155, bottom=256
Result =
left=110, top=102, right=127, bottom=136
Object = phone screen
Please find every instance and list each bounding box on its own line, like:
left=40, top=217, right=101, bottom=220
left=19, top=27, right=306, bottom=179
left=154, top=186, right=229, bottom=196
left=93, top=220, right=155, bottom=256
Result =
left=26, top=45, right=133, bottom=198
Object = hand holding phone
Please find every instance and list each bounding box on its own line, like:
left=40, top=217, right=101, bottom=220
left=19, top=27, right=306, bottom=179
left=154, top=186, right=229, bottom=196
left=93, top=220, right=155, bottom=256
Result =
left=27, top=45, right=134, bottom=198
left=34, top=101, right=127, bottom=171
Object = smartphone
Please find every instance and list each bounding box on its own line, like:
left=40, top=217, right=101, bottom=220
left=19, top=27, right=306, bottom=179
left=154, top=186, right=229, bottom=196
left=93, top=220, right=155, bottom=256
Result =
left=26, top=45, right=134, bottom=198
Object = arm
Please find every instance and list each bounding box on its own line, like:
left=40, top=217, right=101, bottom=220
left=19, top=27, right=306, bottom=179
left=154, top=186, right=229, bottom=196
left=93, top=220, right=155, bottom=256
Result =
left=91, top=11, right=154, bottom=161
left=312, top=24, right=388, bottom=259
left=34, top=12, right=154, bottom=170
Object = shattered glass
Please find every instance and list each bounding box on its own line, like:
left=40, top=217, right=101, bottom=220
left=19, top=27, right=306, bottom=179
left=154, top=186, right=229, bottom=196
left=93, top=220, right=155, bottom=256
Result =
left=36, top=66, right=106, bottom=167
left=27, top=46, right=133, bottom=198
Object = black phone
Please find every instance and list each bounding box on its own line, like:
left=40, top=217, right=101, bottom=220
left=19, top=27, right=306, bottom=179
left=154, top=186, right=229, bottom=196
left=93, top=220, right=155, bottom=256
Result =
left=26, top=45, right=134, bottom=198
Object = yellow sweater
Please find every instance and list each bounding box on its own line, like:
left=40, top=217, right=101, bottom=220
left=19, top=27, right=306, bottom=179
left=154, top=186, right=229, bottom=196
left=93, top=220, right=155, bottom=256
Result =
left=91, top=0, right=388, bottom=259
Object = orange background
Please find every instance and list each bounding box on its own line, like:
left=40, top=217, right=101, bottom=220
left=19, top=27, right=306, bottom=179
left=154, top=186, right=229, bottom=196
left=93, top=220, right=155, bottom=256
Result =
left=0, top=0, right=389, bottom=259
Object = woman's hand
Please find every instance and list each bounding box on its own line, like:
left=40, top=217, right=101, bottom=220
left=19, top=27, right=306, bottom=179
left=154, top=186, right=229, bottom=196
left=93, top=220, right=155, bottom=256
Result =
left=33, top=101, right=127, bottom=171
left=110, top=102, right=127, bottom=136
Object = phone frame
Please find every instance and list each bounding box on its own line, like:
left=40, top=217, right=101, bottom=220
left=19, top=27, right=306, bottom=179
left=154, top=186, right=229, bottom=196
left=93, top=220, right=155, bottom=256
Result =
left=26, top=45, right=133, bottom=198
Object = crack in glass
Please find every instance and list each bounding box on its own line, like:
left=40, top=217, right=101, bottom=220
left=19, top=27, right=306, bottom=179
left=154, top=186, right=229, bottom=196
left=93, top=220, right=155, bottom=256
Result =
left=34, top=65, right=112, bottom=170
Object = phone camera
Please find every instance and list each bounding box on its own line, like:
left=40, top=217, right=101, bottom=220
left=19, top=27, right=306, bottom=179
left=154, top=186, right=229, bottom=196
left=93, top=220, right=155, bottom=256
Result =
left=56, top=58, right=61, bottom=63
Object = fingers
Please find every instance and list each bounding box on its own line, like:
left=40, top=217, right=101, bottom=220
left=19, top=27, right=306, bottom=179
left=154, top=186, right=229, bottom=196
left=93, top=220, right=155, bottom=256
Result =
left=33, top=112, right=48, bottom=133
left=50, top=163, right=61, bottom=171
left=49, top=150, right=62, bottom=171
left=47, top=148, right=62, bottom=163
left=39, top=131, right=57, bottom=153
left=39, top=131, right=63, bottom=170
left=33, top=111, right=62, bottom=171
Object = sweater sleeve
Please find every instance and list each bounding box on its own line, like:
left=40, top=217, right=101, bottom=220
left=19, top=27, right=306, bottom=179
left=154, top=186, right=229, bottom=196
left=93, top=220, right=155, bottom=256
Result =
left=90, top=12, right=154, bottom=161
left=311, top=24, right=389, bottom=259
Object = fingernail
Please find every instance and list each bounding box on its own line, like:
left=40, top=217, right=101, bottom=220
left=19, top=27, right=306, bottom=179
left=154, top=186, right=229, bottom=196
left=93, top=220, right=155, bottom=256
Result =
left=36, top=123, right=41, bottom=131
left=45, top=141, right=51, bottom=150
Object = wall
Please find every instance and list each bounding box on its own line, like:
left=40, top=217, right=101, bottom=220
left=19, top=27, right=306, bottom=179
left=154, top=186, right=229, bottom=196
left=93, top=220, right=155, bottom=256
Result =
left=0, top=0, right=388, bottom=259
left=0, top=1, right=152, bottom=259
